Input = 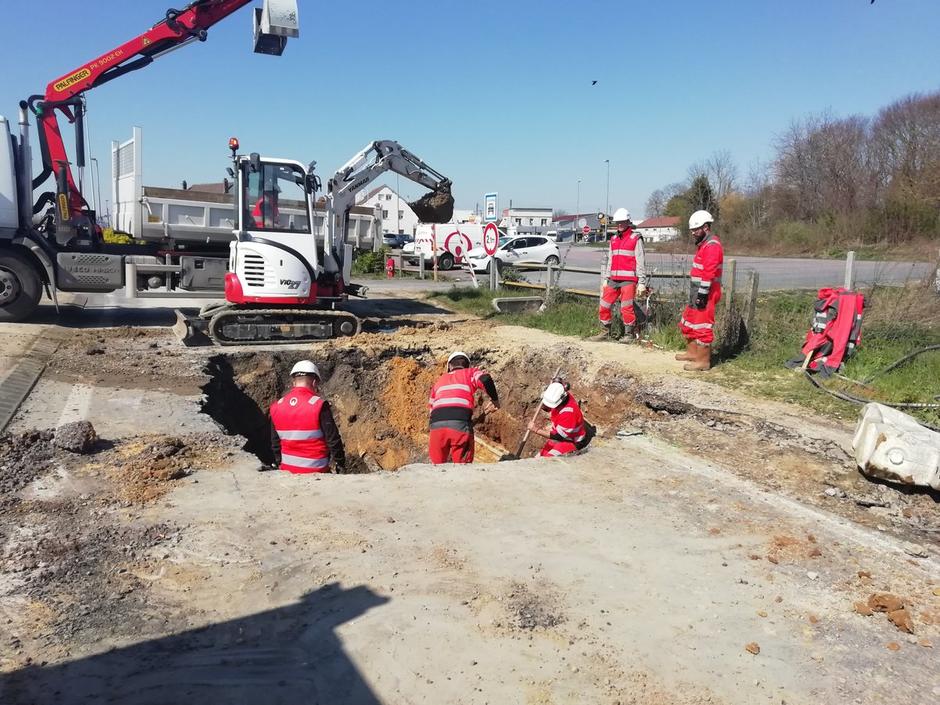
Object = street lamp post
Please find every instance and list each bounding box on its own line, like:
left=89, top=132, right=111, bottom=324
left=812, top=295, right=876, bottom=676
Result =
left=604, top=159, right=610, bottom=241
left=576, top=178, right=581, bottom=242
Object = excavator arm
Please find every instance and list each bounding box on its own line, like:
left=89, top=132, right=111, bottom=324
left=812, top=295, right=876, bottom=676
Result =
left=324, top=140, right=454, bottom=270
left=24, top=0, right=297, bottom=240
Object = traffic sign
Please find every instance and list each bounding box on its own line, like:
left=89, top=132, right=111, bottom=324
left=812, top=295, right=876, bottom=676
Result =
left=578, top=218, right=587, bottom=228
left=582, top=225, right=591, bottom=235
left=483, top=222, right=499, bottom=255
left=484, top=193, right=498, bottom=223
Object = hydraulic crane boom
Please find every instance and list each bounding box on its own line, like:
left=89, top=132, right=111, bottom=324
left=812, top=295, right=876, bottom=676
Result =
left=25, top=0, right=296, bottom=244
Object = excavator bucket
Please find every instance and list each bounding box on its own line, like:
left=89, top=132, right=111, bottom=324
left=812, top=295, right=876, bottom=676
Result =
left=172, top=309, right=211, bottom=347
left=409, top=181, right=455, bottom=223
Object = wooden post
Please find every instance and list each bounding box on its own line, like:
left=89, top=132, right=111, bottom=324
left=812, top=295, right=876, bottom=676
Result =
left=744, top=270, right=759, bottom=338
left=844, top=250, right=856, bottom=290
left=432, top=224, right=438, bottom=283
left=489, top=260, right=498, bottom=291
left=545, top=261, right=555, bottom=304
left=724, top=258, right=737, bottom=312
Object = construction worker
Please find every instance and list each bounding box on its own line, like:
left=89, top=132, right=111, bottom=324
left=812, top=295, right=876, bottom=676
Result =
left=590, top=208, right=648, bottom=342
left=677, top=210, right=724, bottom=371
left=528, top=381, right=587, bottom=458
left=252, top=186, right=280, bottom=228
left=269, top=360, right=346, bottom=474
left=428, top=351, right=500, bottom=464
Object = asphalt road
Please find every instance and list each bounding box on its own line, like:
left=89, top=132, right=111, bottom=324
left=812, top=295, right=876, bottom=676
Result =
left=525, top=245, right=935, bottom=292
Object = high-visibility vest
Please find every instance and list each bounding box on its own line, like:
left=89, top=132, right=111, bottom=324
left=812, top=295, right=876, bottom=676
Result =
left=688, top=234, right=724, bottom=304
left=428, top=367, right=486, bottom=429
left=270, top=387, right=330, bottom=473
left=609, top=229, right=640, bottom=282
left=550, top=395, right=586, bottom=444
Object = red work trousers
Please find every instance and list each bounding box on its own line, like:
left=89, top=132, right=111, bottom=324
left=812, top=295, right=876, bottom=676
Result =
left=679, top=284, right=722, bottom=345
left=539, top=439, right=578, bottom=458
left=599, top=282, right=636, bottom=326
left=429, top=428, right=475, bottom=464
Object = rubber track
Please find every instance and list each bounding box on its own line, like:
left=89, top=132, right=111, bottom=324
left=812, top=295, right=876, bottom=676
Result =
left=207, top=308, right=362, bottom=346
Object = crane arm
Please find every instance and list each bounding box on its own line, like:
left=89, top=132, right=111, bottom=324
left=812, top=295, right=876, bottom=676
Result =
left=25, top=0, right=289, bottom=230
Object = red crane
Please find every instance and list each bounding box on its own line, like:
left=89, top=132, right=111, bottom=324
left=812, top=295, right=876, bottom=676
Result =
left=24, top=0, right=288, bottom=240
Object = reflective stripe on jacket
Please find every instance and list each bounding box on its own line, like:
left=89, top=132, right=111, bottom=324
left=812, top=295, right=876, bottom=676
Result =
left=270, top=387, right=330, bottom=473
left=429, top=367, right=487, bottom=431
left=609, top=229, right=641, bottom=282
left=550, top=395, right=586, bottom=444
left=688, top=234, right=724, bottom=305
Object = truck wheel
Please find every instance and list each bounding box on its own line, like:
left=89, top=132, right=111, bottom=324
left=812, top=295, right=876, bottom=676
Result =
left=0, top=249, right=42, bottom=323
left=438, top=253, right=455, bottom=271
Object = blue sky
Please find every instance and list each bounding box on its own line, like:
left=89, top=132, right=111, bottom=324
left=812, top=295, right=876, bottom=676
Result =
left=1, top=0, right=938, bottom=217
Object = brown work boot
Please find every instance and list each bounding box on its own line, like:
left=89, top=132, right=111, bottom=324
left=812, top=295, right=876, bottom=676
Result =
left=675, top=341, right=695, bottom=361
left=683, top=344, right=712, bottom=371
left=619, top=326, right=635, bottom=343
left=587, top=328, right=612, bottom=342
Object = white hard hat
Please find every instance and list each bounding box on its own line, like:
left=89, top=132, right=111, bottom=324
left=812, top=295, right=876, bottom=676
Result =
left=612, top=207, right=631, bottom=223
left=447, top=351, right=470, bottom=366
left=541, top=382, right=567, bottom=409
left=689, top=210, right=714, bottom=229
left=290, top=360, right=320, bottom=378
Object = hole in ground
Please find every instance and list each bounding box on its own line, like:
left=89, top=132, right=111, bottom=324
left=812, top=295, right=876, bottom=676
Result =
left=199, top=344, right=658, bottom=469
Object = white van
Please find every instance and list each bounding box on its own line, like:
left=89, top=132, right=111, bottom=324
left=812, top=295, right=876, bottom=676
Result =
left=402, top=223, right=502, bottom=271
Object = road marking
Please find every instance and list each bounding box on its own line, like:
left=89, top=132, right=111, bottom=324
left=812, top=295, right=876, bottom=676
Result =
left=56, top=384, right=95, bottom=427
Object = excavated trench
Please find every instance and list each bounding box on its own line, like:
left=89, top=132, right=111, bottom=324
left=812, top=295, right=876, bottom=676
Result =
left=198, top=344, right=663, bottom=471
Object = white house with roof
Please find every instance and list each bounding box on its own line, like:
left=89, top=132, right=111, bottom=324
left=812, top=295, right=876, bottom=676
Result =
left=635, top=216, right=681, bottom=242
left=356, top=185, right=419, bottom=235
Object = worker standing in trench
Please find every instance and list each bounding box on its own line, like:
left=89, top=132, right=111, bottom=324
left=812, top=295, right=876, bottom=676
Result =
left=428, top=351, right=500, bottom=464
left=676, top=210, right=724, bottom=371
left=589, top=208, right=649, bottom=342
left=269, top=360, right=347, bottom=474
left=527, top=380, right=589, bottom=458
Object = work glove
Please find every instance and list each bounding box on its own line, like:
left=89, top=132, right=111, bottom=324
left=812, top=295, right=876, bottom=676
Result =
left=636, top=283, right=648, bottom=298
left=694, top=291, right=708, bottom=310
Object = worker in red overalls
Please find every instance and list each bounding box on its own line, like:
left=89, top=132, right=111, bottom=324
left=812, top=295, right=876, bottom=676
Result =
left=252, top=186, right=280, bottom=228
left=528, top=381, right=587, bottom=458
left=677, top=210, right=724, bottom=371
left=269, top=360, right=346, bottom=474
left=428, top=351, right=500, bottom=464
left=589, top=208, right=648, bottom=342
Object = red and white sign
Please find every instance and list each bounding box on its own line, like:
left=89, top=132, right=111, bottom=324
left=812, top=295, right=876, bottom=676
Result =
left=444, top=229, right=473, bottom=262
left=582, top=225, right=591, bottom=235
left=483, top=223, right=499, bottom=256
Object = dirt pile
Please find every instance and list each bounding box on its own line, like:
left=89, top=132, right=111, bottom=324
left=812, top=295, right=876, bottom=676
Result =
left=53, top=420, right=97, bottom=454
left=90, top=433, right=241, bottom=504
left=0, top=430, right=56, bottom=506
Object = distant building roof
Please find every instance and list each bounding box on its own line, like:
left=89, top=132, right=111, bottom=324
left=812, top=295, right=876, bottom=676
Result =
left=637, top=216, right=680, bottom=229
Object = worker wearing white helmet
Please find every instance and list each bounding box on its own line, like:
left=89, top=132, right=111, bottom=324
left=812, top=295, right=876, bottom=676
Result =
left=676, top=210, right=724, bottom=371
left=527, top=379, right=588, bottom=458
left=589, top=207, right=648, bottom=343
left=427, top=351, right=500, bottom=464
left=268, top=360, right=347, bottom=474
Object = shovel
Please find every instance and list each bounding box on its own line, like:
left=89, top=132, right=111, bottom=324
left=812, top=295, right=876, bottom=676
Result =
left=499, top=366, right=562, bottom=461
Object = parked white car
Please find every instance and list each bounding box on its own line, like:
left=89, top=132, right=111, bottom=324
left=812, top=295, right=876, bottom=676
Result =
left=464, top=235, right=560, bottom=273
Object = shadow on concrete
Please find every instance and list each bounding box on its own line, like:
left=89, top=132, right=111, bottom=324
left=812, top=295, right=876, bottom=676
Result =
left=0, top=582, right=389, bottom=705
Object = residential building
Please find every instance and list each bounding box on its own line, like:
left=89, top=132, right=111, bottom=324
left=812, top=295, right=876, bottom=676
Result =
left=635, top=216, right=681, bottom=242
left=356, top=185, right=419, bottom=235
left=499, top=207, right=554, bottom=236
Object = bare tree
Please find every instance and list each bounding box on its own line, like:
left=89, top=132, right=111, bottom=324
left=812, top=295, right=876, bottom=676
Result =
left=644, top=189, right=666, bottom=217
left=706, top=150, right=739, bottom=201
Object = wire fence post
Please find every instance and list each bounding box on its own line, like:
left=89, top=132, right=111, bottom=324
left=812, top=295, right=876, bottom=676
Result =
left=489, top=261, right=499, bottom=291
left=598, top=251, right=609, bottom=300
left=545, top=260, right=555, bottom=305
left=744, top=270, right=759, bottom=339
left=934, top=247, right=940, bottom=295
left=418, top=254, right=425, bottom=280
left=844, top=250, right=856, bottom=290
left=724, top=258, right=737, bottom=312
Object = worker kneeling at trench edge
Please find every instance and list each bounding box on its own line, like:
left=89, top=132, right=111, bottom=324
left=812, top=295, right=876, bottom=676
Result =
left=428, top=351, right=500, bottom=464
left=528, top=381, right=589, bottom=458
left=268, top=360, right=347, bottom=474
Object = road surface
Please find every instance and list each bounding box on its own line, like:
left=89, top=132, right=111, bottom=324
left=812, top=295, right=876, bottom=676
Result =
left=524, top=246, right=934, bottom=292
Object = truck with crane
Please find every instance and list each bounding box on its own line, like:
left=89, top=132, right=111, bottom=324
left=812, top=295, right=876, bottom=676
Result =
left=0, top=0, right=455, bottom=345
